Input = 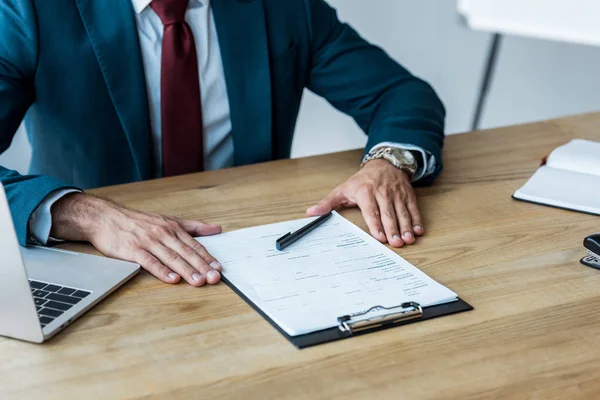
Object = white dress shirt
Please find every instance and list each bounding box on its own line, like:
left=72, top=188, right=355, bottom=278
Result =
left=134, top=0, right=233, bottom=173
left=28, top=0, right=436, bottom=245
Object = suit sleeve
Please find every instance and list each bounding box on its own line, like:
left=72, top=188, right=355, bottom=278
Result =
left=0, top=0, right=77, bottom=246
left=304, top=0, right=446, bottom=185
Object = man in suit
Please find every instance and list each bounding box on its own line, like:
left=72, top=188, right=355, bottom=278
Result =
left=0, top=0, right=445, bottom=287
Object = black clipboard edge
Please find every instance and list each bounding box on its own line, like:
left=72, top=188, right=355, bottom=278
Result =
left=221, top=275, right=474, bottom=349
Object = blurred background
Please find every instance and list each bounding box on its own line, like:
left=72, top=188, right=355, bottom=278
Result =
left=2, top=0, right=600, bottom=172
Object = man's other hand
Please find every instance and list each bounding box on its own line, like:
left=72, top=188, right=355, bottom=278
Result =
left=307, top=159, right=424, bottom=248
left=49, top=193, right=223, bottom=286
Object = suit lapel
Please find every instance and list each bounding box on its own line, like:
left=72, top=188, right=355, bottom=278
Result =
left=212, top=0, right=273, bottom=165
left=76, top=0, right=154, bottom=180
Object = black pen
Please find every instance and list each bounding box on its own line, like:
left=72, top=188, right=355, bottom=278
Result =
left=276, top=212, right=333, bottom=251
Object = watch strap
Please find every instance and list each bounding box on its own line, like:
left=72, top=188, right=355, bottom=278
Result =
left=361, top=147, right=418, bottom=177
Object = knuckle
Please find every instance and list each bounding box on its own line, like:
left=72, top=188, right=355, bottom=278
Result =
left=142, top=234, right=158, bottom=247
left=377, top=185, right=393, bottom=197
left=140, top=252, right=156, bottom=267
left=150, top=224, right=169, bottom=237
left=167, top=219, right=182, bottom=231
left=366, top=207, right=380, bottom=219
left=194, top=245, right=214, bottom=261
left=398, top=209, right=411, bottom=220
left=156, top=264, right=171, bottom=277
left=383, top=208, right=395, bottom=219
left=164, top=249, right=180, bottom=263
left=395, top=189, right=408, bottom=200
left=191, top=241, right=206, bottom=253
left=181, top=245, right=196, bottom=258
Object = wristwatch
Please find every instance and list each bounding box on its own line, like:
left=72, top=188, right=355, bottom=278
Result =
left=361, top=147, right=418, bottom=178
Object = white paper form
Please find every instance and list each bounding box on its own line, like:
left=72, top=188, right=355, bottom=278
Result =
left=197, top=212, right=457, bottom=336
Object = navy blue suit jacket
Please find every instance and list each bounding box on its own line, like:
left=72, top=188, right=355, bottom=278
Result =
left=0, top=0, right=445, bottom=245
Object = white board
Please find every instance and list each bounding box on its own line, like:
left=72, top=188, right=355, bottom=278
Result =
left=458, top=0, right=600, bottom=47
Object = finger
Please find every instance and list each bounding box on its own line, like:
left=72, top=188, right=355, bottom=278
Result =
left=176, top=230, right=223, bottom=275
left=375, top=191, right=404, bottom=248
left=355, top=191, right=386, bottom=243
left=134, top=250, right=181, bottom=284
left=150, top=240, right=208, bottom=287
left=395, top=201, right=415, bottom=245
left=163, top=235, right=221, bottom=285
left=307, top=189, right=345, bottom=216
left=406, top=193, right=424, bottom=236
left=169, top=220, right=222, bottom=283
left=176, top=218, right=222, bottom=237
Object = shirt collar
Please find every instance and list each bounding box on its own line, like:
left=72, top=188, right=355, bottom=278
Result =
left=131, top=0, right=206, bottom=15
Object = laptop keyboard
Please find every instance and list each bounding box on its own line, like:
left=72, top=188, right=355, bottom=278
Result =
left=29, top=280, right=91, bottom=329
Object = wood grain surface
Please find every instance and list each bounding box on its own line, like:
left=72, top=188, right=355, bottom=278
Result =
left=1, top=112, right=600, bottom=399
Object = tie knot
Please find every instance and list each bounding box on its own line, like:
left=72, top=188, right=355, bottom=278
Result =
left=151, top=0, right=189, bottom=25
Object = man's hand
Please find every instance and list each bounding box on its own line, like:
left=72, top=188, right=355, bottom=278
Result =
left=307, top=159, right=424, bottom=248
left=50, top=193, right=222, bottom=286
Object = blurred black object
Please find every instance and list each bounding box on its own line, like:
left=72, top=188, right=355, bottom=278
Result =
left=581, top=233, right=600, bottom=269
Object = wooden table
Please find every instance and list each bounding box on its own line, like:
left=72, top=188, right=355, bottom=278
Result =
left=2, top=113, right=600, bottom=399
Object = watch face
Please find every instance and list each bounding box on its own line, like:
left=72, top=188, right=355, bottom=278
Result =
left=388, top=148, right=416, bottom=165
left=361, top=147, right=418, bottom=175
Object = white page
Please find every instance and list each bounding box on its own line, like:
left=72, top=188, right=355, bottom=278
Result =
left=547, top=139, right=600, bottom=177
left=514, top=166, right=600, bottom=215
left=197, top=212, right=457, bottom=337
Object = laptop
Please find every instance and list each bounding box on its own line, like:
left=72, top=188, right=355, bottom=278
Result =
left=0, top=183, right=139, bottom=343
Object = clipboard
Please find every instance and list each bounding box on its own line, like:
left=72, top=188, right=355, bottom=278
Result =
left=221, top=275, right=473, bottom=349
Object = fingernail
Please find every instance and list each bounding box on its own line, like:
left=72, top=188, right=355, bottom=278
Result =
left=210, top=261, right=222, bottom=271
left=404, top=232, right=414, bottom=240
left=192, top=273, right=202, bottom=282
left=378, top=231, right=384, bottom=238
left=207, top=270, right=220, bottom=281
left=414, top=225, right=423, bottom=231
left=168, top=272, right=179, bottom=280
left=393, top=234, right=401, bottom=241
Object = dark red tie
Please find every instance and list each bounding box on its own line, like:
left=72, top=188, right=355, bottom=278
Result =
left=151, top=0, right=204, bottom=177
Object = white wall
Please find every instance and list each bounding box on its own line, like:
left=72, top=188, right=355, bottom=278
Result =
left=480, top=35, right=600, bottom=128
left=1, top=0, right=600, bottom=174
left=291, top=0, right=491, bottom=157
left=292, top=0, right=600, bottom=157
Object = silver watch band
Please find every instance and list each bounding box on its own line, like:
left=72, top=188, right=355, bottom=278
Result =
left=361, top=147, right=418, bottom=177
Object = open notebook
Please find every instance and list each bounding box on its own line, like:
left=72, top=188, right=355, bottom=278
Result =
left=513, top=139, right=600, bottom=215
left=197, top=212, right=461, bottom=339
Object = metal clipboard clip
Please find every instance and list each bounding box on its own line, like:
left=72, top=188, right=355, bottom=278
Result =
left=337, top=301, right=423, bottom=334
